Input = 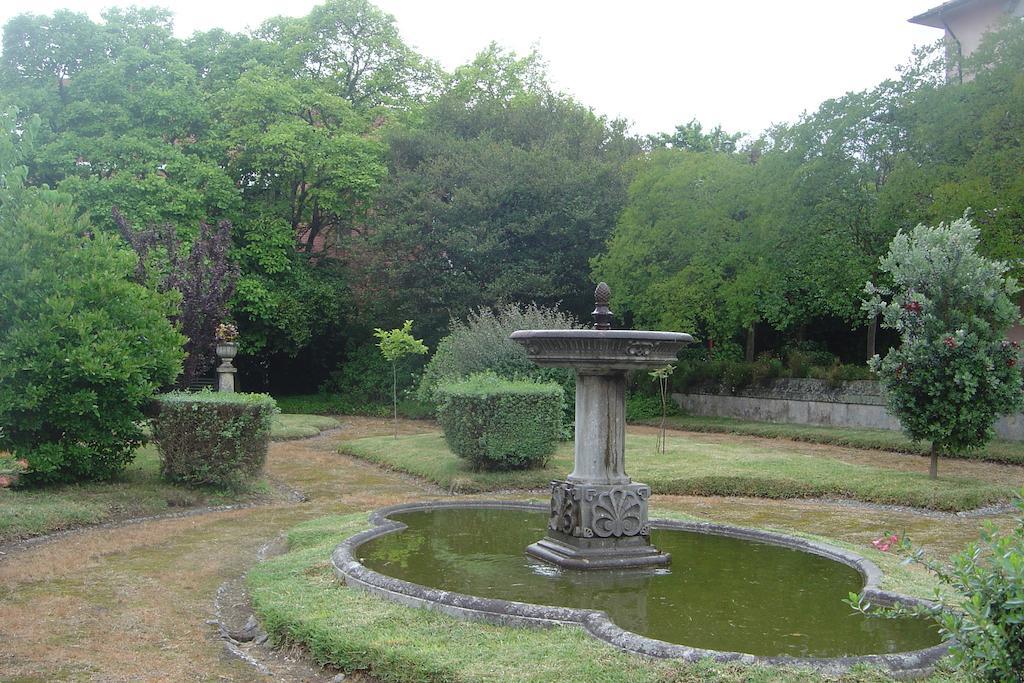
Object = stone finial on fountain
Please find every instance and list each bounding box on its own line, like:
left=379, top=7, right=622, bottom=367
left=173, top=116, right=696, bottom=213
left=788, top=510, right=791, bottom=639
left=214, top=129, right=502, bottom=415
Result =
left=593, top=282, right=613, bottom=330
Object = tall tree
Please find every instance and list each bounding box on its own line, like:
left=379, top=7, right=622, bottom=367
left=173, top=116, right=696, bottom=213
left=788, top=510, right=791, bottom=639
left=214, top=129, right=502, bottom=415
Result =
left=114, top=209, right=239, bottom=388
left=217, top=66, right=386, bottom=254
left=257, top=0, right=436, bottom=108
left=349, top=46, right=639, bottom=338
left=593, top=147, right=755, bottom=351
left=865, top=217, right=1023, bottom=478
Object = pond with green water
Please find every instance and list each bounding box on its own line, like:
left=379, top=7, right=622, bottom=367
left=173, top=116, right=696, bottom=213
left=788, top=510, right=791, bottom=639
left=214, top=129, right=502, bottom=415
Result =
left=357, top=508, right=941, bottom=658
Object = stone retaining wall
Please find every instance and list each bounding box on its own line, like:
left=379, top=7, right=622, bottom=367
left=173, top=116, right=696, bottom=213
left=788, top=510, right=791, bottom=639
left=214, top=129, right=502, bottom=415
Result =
left=672, top=378, right=1024, bottom=441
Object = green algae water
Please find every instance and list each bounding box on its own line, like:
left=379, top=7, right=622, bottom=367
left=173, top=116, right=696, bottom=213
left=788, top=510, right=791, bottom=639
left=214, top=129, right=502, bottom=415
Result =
left=357, top=508, right=941, bottom=657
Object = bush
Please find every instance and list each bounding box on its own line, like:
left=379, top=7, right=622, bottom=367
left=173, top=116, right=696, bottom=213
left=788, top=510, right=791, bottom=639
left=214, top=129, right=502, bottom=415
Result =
left=808, top=362, right=875, bottom=388
left=153, top=391, right=277, bottom=488
left=865, top=217, right=1024, bottom=478
left=0, top=127, right=184, bottom=483
left=417, top=303, right=580, bottom=429
left=625, top=393, right=681, bottom=422
left=274, top=393, right=433, bottom=419
left=436, top=374, right=563, bottom=471
left=673, top=356, right=876, bottom=393
left=850, top=490, right=1024, bottom=681
left=321, top=340, right=424, bottom=405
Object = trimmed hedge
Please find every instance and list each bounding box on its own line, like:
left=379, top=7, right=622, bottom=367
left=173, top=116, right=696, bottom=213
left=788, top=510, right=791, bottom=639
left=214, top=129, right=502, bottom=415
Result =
left=153, top=391, right=277, bottom=488
left=436, top=374, right=563, bottom=471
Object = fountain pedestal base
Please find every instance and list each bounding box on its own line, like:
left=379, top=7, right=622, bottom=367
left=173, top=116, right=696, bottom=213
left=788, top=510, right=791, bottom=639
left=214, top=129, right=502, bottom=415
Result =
left=526, top=480, right=670, bottom=570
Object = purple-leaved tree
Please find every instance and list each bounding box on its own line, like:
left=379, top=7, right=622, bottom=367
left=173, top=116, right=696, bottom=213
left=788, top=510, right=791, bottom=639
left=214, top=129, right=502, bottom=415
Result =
left=114, top=208, right=239, bottom=388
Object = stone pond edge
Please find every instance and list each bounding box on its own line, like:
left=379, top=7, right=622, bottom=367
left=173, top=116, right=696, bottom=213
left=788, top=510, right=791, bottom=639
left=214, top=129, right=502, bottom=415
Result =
left=330, top=499, right=951, bottom=677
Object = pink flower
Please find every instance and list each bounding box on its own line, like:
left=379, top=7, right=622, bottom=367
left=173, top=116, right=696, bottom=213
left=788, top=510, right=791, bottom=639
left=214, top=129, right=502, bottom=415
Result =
left=943, top=336, right=957, bottom=350
left=15, top=459, right=28, bottom=470
left=871, top=534, right=899, bottom=552
left=0, top=475, right=11, bottom=488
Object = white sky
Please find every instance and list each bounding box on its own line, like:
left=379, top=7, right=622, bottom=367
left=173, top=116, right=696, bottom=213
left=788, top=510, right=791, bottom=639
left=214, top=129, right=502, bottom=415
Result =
left=0, top=1, right=945, bottom=137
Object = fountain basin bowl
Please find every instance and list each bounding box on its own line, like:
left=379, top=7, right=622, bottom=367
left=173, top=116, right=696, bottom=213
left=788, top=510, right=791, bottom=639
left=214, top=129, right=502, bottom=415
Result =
left=510, top=329, right=693, bottom=372
left=332, top=501, right=948, bottom=676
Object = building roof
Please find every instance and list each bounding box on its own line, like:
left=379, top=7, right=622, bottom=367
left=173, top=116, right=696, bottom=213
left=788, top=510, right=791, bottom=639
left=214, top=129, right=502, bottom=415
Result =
left=910, top=0, right=1019, bottom=28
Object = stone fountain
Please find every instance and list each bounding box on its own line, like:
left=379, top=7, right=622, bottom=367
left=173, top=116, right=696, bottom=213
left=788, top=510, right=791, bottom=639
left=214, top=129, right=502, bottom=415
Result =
left=510, top=283, right=693, bottom=569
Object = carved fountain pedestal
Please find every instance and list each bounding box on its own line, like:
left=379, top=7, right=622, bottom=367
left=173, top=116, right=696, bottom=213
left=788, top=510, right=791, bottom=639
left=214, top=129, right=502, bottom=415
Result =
left=510, top=284, right=692, bottom=570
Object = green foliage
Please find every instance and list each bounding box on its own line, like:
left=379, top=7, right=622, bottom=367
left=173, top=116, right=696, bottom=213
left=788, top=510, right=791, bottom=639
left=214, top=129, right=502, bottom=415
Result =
left=257, top=0, right=436, bottom=109
left=274, top=392, right=431, bottom=418
left=596, top=22, right=1024, bottom=358
left=625, top=394, right=681, bottom=422
left=374, top=320, right=428, bottom=363
left=0, top=113, right=184, bottom=483
left=849, top=491, right=1024, bottom=681
left=375, top=320, right=428, bottom=435
left=153, top=391, right=277, bottom=488
left=436, top=373, right=563, bottom=471
left=593, top=148, right=755, bottom=343
left=322, top=341, right=408, bottom=403
left=673, top=356, right=870, bottom=394
left=347, top=45, right=639, bottom=334
left=417, top=303, right=579, bottom=413
left=4, top=5, right=1024, bottom=396
left=865, top=217, right=1024, bottom=469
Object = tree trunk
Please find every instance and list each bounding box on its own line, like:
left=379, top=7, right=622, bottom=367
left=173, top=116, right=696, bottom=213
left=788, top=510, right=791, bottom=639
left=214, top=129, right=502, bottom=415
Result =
left=659, top=378, right=668, bottom=455
left=866, top=314, right=878, bottom=361
left=392, top=362, right=398, bottom=440
left=929, top=442, right=938, bottom=479
left=745, top=323, right=756, bottom=363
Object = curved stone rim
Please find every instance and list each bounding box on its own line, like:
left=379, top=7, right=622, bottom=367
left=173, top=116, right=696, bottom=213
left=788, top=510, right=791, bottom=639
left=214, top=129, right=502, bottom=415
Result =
left=331, top=500, right=950, bottom=676
left=510, top=329, right=694, bottom=342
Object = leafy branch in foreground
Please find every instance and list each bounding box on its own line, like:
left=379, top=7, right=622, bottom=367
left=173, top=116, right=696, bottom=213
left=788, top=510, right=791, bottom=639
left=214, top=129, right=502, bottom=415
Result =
left=847, top=489, right=1024, bottom=681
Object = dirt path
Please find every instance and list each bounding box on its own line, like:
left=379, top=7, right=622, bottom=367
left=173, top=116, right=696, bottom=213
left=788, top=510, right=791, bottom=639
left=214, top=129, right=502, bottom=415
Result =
left=0, top=417, right=1017, bottom=681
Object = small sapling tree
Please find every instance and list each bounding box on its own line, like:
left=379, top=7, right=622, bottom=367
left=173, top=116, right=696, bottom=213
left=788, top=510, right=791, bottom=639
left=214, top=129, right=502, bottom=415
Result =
left=374, top=320, right=428, bottom=438
left=863, top=216, right=1023, bottom=479
left=650, top=364, right=676, bottom=454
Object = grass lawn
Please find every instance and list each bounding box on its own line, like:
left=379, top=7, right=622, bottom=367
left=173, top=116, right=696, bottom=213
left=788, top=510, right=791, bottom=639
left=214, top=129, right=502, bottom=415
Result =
left=339, top=431, right=1018, bottom=511
left=0, top=414, right=334, bottom=544
left=640, top=415, right=1024, bottom=465
left=248, top=513, right=957, bottom=683
left=271, top=413, right=341, bottom=440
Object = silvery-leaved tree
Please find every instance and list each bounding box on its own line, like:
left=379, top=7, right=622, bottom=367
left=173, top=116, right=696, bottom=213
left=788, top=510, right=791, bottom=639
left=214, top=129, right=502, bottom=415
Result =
left=864, top=216, right=1023, bottom=479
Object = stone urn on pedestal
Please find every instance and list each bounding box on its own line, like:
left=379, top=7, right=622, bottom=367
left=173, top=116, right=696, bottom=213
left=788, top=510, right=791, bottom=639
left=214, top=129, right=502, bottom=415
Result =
left=510, top=283, right=693, bottom=569
left=214, top=322, right=239, bottom=393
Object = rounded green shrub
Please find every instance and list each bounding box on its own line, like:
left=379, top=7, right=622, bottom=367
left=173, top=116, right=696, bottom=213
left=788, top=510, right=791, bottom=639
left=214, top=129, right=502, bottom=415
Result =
left=417, top=304, right=580, bottom=432
left=436, top=374, right=563, bottom=471
left=0, top=175, right=184, bottom=483
left=153, top=391, right=277, bottom=488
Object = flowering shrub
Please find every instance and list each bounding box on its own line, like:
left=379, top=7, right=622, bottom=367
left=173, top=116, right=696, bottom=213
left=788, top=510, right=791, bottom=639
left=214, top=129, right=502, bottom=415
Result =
left=864, top=217, right=1024, bottom=478
left=870, top=533, right=899, bottom=552
left=850, top=490, right=1024, bottom=681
